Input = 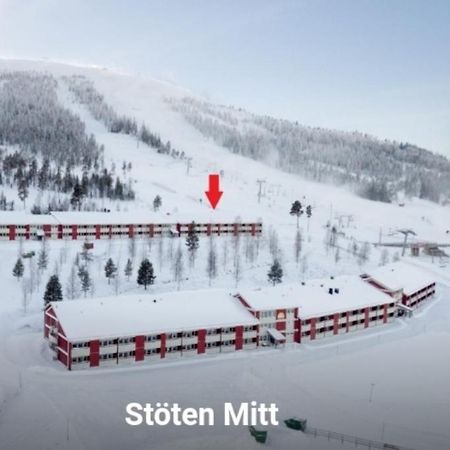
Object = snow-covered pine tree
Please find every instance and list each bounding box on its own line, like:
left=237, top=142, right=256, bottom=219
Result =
left=233, top=253, right=242, bottom=288
left=206, top=238, right=217, bottom=286
left=153, top=195, right=162, bottom=211
left=78, top=266, right=91, bottom=297
left=306, top=204, right=312, bottom=232
left=66, top=265, right=80, bottom=300
left=268, top=259, right=283, bottom=286
left=37, top=244, right=49, bottom=271
left=268, top=228, right=280, bottom=260
left=17, top=175, right=29, bottom=208
left=104, top=258, right=117, bottom=284
left=43, top=275, right=63, bottom=305
left=290, top=200, right=303, bottom=228
left=13, top=258, right=24, bottom=280
left=185, top=221, right=199, bottom=267
left=137, top=258, right=156, bottom=290
left=128, top=235, right=136, bottom=260
left=124, top=258, right=133, bottom=281
left=157, top=237, right=164, bottom=269
left=70, top=181, right=84, bottom=210
left=173, top=243, right=184, bottom=290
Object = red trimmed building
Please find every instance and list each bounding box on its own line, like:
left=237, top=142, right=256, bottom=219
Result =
left=44, top=290, right=258, bottom=370
left=0, top=211, right=262, bottom=241
left=361, top=262, right=436, bottom=309
left=236, top=276, right=397, bottom=345
left=44, top=265, right=436, bottom=370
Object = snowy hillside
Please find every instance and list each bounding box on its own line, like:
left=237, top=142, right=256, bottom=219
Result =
left=0, top=59, right=450, bottom=450
left=170, top=97, right=450, bottom=203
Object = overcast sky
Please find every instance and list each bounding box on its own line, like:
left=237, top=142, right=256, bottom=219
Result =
left=0, top=0, right=449, bottom=155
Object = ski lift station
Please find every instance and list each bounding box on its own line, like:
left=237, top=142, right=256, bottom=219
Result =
left=44, top=262, right=436, bottom=370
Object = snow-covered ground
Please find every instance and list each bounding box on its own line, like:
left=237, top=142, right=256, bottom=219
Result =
left=0, top=59, right=450, bottom=450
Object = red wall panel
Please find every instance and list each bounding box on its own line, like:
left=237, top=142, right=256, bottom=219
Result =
left=235, top=326, right=243, bottom=350
left=160, top=333, right=166, bottom=358
left=383, top=304, right=388, bottom=323
left=294, top=318, right=301, bottom=343
left=8, top=225, right=16, bottom=241
left=364, top=308, right=369, bottom=328
left=89, top=340, right=100, bottom=367
left=197, top=329, right=206, bottom=354
left=43, top=224, right=51, bottom=238
left=135, top=335, right=145, bottom=361
left=310, top=318, right=317, bottom=340
left=333, top=313, right=339, bottom=335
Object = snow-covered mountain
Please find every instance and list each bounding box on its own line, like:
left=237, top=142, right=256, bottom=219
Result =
left=0, top=58, right=449, bottom=244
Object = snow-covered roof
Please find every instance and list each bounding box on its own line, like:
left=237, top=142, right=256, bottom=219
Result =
left=267, top=328, right=286, bottom=342
left=50, top=289, right=258, bottom=341
left=0, top=211, right=56, bottom=225
left=0, top=210, right=260, bottom=226
left=238, top=276, right=393, bottom=319
left=366, top=262, right=435, bottom=296
left=50, top=211, right=160, bottom=225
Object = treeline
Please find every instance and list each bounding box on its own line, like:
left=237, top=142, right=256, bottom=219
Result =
left=0, top=149, right=135, bottom=212
left=171, top=97, right=450, bottom=203
left=63, top=75, right=187, bottom=160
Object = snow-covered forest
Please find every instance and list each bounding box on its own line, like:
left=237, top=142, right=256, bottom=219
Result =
left=0, top=71, right=135, bottom=212
left=170, top=97, right=450, bottom=203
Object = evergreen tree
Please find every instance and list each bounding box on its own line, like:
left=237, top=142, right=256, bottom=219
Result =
left=306, top=204, right=312, bottom=231
left=43, top=275, right=63, bottom=305
left=37, top=245, right=48, bottom=271
left=290, top=200, right=303, bottom=228
left=185, top=221, right=200, bottom=266
left=70, top=181, right=84, bottom=210
left=137, top=258, right=156, bottom=290
left=38, top=159, right=50, bottom=190
left=173, top=243, right=184, bottom=289
left=206, top=239, right=217, bottom=286
left=13, top=258, right=24, bottom=280
left=104, top=258, right=117, bottom=284
left=78, top=266, right=91, bottom=297
left=124, top=258, right=133, bottom=281
left=153, top=195, right=162, bottom=211
left=17, top=176, right=29, bottom=208
left=268, top=259, right=283, bottom=286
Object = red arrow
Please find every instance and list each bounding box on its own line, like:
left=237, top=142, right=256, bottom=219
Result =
left=205, top=174, right=223, bottom=209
